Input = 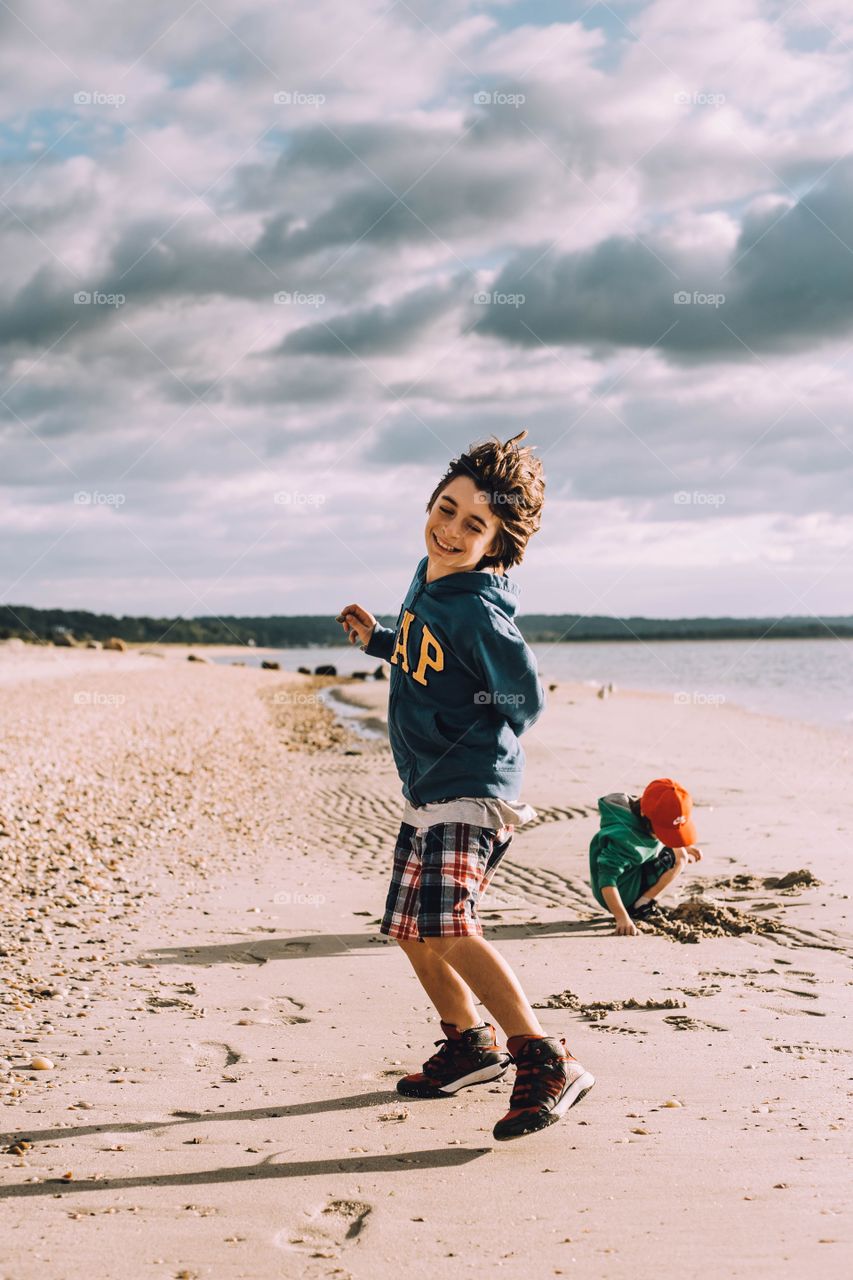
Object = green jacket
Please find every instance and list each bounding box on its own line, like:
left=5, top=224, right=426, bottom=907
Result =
left=588, top=792, right=662, bottom=909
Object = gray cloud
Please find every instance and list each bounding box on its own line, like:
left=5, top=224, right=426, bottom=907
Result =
left=278, top=280, right=459, bottom=356
left=472, top=159, right=853, bottom=360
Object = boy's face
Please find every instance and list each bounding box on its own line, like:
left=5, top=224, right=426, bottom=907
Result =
left=424, top=475, right=502, bottom=579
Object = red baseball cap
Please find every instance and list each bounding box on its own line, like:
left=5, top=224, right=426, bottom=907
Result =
left=640, top=777, right=697, bottom=848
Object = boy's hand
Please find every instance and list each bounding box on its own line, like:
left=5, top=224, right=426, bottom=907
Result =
left=615, top=914, right=638, bottom=937
left=684, top=845, right=703, bottom=863
left=336, top=604, right=377, bottom=649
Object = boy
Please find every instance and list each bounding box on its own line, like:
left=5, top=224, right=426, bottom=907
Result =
left=589, top=778, right=703, bottom=936
left=337, top=431, right=594, bottom=1141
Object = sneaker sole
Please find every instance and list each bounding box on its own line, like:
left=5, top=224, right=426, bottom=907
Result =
left=397, top=1058, right=511, bottom=1099
left=552, top=1070, right=595, bottom=1119
left=492, top=1070, right=596, bottom=1141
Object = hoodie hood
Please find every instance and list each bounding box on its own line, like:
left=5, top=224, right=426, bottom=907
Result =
left=412, top=555, right=520, bottom=619
left=597, top=792, right=658, bottom=843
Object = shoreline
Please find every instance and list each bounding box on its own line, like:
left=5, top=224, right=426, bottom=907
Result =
left=3, top=636, right=849, bottom=738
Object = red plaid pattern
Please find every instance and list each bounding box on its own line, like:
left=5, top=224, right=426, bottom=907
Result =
left=380, top=820, right=513, bottom=940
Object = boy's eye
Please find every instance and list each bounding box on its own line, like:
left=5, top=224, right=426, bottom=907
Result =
left=439, top=505, right=479, bottom=533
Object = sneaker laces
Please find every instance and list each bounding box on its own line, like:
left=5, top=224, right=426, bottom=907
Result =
left=423, top=1036, right=466, bottom=1077
left=509, top=1057, right=564, bottom=1109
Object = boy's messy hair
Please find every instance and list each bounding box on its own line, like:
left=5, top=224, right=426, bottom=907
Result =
left=425, top=430, right=545, bottom=571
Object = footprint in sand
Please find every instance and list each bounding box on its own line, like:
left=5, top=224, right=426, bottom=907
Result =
left=588, top=1024, right=647, bottom=1036
left=663, top=1015, right=729, bottom=1033
left=185, top=1041, right=243, bottom=1071
left=274, top=995, right=311, bottom=1026
left=772, top=1041, right=850, bottom=1058
left=275, top=1195, right=373, bottom=1260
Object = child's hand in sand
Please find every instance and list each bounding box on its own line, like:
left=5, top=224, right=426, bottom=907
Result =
left=615, top=915, right=638, bottom=937
left=336, top=604, right=377, bottom=649
left=684, top=845, right=703, bottom=863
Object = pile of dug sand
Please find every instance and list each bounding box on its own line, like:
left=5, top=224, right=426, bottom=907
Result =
left=640, top=896, right=783, bottom=944
left=712, top=868, right=821, bottom=893
left=763, top=868, right=821, bottom=891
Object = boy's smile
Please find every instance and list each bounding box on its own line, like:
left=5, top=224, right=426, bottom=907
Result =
left=424, top=475, right=503, bottom=582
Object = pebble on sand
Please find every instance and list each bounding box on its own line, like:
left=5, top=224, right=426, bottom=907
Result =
left=28, top=1056, right=54, bottom=1070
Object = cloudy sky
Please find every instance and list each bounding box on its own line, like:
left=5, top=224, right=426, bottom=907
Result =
left=2, top=0, right=853, bottom=624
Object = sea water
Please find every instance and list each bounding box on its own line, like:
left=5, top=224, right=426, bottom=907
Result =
left=214, top=637, right=853, bottom=732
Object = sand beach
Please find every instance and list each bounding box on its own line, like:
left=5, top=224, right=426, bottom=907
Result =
left=0, top=641, right=850, bottom=1278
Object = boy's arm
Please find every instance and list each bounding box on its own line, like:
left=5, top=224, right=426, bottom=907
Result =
left=362, top=622, right=396, bottom=662
left=471, top=609, right=545, bottom=736
left=601, top=884, right=638, bottom=936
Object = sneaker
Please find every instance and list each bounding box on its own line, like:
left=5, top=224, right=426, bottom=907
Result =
left=629, top=899, right=663, bottom=921
left=492, top=1036, right=595, bottom=1141
left=396, top=1021, right=511, bottom=1098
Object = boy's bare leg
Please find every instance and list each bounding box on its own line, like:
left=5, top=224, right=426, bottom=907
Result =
left=422, top=935, right=544, bottom=1040
left=396, top=938, right=481, bottom=1030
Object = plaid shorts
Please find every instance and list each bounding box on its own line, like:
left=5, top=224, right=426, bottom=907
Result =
left=380, top=821, right=514, bottom=940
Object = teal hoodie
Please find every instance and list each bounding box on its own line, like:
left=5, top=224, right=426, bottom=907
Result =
left=589, top=792, right=663, bottom=909
left=363, top=555, right=545, bottom=806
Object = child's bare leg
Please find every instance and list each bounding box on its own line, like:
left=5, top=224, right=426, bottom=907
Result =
left=634, top=848, right=688, bottom=904
left=396, top=937, right=481, bottom=1029
left=423, top=935, right=544, bottom=1040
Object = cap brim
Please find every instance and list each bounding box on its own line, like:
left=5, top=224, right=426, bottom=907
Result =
left=661, top=816, right=697, bottom=848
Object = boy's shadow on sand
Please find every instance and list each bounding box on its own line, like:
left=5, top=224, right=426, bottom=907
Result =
left=137, top=919, right=607, bottom=968
left=0, top=1091, right=487, bottom=1198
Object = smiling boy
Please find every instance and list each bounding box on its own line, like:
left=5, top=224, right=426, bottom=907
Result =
left=337, top=431, right=594, bottom=1141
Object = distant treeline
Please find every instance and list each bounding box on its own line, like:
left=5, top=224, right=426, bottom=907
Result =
left=3, top=604, right=852, bottom=646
